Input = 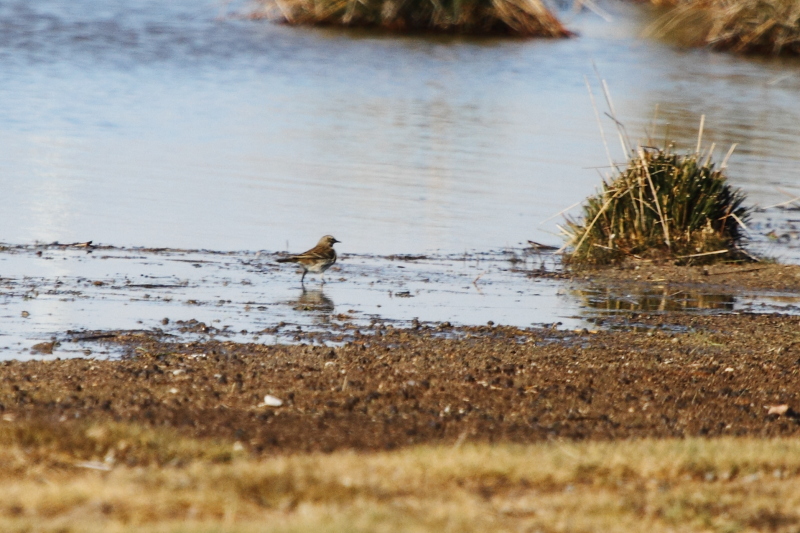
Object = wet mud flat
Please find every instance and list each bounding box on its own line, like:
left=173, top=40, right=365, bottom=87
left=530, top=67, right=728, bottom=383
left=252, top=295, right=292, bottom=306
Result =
left=3, top=311, right=800, bottom=455
left=0, top=243, right=578, bottom=358
left=574, top=261, right=800, bottom=317
left=3, top=243, right=800, bottom=360
left=3, top=243, right=800, bottom=454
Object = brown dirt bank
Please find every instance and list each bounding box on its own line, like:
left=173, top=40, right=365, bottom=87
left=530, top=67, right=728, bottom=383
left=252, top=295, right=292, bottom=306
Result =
left=568, top=262, right=800, bottom=293
left=3, top=312, right=800, bottom=457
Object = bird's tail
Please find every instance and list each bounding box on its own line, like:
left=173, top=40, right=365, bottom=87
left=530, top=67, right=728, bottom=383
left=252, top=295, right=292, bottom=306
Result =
left=276, top=256, right=297, bottom=263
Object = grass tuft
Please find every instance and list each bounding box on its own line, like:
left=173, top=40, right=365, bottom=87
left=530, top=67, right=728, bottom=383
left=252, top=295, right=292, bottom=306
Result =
left=253, top=0, right=572, bottom=37
left=646, top=0, right=800, bottom=55
left=562, top=139, right=752, bottom=267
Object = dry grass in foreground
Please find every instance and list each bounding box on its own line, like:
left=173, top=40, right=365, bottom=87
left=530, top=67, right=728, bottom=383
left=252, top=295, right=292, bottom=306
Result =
left=646, top=0, right=800, bottom=55
left=252, top=0, right=571, bottom=37
left=3, top=422, right=800, bottom=532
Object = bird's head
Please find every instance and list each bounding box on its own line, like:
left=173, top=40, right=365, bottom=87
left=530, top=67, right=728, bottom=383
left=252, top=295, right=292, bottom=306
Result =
left=319, top=235, right=340, bottom=247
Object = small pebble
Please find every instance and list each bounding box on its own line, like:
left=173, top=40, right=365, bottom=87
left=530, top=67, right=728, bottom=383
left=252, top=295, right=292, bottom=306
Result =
left=262, top=395, right=283, bottom=407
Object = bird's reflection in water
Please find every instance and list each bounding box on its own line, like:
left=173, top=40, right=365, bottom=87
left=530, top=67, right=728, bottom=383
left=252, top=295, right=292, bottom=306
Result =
left=292, top=287, right=335, bottom=314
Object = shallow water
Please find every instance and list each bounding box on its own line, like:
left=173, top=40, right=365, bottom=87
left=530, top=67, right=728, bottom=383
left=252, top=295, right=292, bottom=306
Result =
left=0, top=0, right=799, bottom=258
left=0, top=246, right=578, bottom=358
left=1, top=245, right=799, bottom=360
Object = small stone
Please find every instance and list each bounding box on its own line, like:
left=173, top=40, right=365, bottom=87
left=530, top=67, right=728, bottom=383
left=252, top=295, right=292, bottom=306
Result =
left=21, top=311, right=30, bottom=318
left=767, top=404, right=789, bottom=416
left=262, top=395, right=283, bottom=407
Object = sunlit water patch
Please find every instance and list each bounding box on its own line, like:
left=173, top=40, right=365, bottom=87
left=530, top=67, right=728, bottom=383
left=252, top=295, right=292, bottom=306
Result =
left=0, top=0, right=798, bottom=259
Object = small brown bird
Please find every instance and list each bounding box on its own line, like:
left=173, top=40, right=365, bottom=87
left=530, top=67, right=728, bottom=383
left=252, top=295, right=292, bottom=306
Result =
left=276, top=235, right=340, bottom=284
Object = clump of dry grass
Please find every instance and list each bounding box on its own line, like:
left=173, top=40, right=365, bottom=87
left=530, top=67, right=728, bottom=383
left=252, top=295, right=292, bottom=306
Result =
left=253, top=0, right=572, bottom=37
left=562, top=132, right=752, bottom=267
left=646, top=0, right=800, bottom=55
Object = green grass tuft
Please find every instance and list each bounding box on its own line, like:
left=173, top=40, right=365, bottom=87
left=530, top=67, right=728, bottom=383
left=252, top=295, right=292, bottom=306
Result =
left=562, top=142, right=753, bottom=267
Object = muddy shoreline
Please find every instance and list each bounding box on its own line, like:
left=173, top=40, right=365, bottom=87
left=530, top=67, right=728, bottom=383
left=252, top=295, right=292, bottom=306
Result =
left=3, top=310, right=800, bottom=456
left=575, top=261, right=800, bottom=293
left=4, top=247, right=800, bottom=454
left=3, top=243, right=800, bottom=359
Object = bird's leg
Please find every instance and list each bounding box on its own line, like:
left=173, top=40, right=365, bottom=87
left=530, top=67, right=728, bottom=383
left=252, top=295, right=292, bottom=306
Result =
left=301, top=270, right=307, bottom=284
